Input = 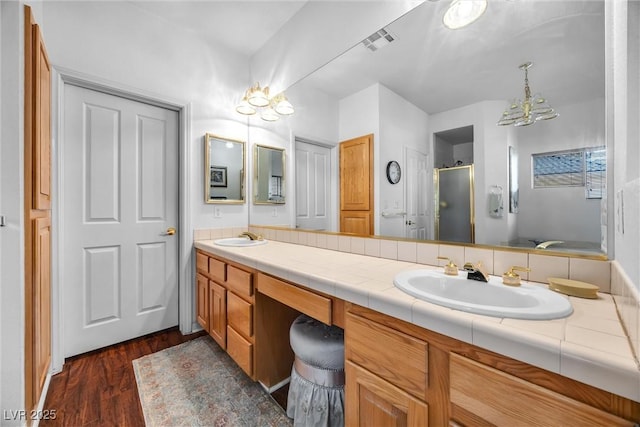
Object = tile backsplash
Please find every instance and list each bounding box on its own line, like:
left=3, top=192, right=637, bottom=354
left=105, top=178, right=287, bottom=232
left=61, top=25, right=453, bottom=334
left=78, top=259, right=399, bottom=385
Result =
left=246, top=226, right=611, bottom=290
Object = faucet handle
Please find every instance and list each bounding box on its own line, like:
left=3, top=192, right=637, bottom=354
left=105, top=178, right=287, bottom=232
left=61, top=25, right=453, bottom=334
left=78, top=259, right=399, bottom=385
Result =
left=502, top=266, right=531, bottom=286
left=437, top=256, right=458, bottom=276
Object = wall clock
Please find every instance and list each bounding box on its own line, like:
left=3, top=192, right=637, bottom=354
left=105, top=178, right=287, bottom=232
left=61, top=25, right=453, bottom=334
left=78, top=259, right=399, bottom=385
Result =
left=386, top=160, right=401, bottom=184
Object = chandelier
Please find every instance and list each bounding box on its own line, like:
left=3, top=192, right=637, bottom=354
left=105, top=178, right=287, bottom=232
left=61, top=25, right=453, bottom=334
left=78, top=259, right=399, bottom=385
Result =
left=497, top=62, right=559, bottom=127
left=235, top=82, right=294, bottom=122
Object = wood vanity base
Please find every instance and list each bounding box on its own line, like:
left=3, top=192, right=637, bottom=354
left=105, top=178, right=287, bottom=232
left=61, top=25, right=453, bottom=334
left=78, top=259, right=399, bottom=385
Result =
left=195, top=249, right=640, bottom=426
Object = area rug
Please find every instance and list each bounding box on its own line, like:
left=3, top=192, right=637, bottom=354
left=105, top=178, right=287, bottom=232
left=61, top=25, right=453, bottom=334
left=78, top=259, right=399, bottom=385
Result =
left=133, top=336, right=292, bottom=426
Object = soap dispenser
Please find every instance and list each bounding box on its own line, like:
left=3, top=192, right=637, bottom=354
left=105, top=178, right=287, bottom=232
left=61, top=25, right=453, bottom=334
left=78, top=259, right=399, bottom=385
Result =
left=437, top=256, right=458, bottom=276
left=502, top=266, right=531, bottom=286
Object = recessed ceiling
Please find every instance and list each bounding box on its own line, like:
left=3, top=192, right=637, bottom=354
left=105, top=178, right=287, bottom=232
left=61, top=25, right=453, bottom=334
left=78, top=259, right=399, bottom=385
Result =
left=296, top=0, right=605, bottom=115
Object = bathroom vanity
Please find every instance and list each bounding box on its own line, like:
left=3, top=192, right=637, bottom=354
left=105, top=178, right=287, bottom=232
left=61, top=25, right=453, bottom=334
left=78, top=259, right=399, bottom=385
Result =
left=194, top=241, right=640, bottom=426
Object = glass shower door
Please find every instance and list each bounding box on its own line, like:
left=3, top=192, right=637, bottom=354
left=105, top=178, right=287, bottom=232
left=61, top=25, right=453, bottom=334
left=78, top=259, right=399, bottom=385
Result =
left=435, top=165, right=475, bottom=243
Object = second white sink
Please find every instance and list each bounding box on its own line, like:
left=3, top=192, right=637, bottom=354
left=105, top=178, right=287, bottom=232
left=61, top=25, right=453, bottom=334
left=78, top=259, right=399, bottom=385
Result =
left=394, top=269, right=573, bottom=320
left=214, top=237, right=268, bottom=247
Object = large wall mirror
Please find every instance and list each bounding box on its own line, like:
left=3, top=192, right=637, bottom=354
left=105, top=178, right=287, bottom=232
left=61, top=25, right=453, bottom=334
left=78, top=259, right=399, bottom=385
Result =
left=251, top=0, right=611, bottom=258
left=205, top=133, right=245, bottom=204
left=254, top=144, right=286, bottom=204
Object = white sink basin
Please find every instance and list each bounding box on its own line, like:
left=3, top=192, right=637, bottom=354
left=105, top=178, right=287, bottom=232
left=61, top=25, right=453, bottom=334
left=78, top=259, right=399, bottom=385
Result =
left=394, top=269, right=573, bottom=320
left=213, top=237, right=268, bottom=247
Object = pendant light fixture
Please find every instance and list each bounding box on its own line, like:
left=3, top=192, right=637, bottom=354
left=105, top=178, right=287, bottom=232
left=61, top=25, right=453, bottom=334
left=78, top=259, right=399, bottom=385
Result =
left=497, top=62, right=559, bottom=127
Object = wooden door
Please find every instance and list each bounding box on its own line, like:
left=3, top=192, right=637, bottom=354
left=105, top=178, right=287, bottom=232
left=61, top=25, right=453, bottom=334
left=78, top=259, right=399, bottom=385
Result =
left=62, top=85, right=180, bottom=356
left=209, top=281, right=227, bottom=349
left=24, top=5, right=52, bottom=413
left=346, top=361, right=429, bottom=427
left=340, top=134, right=373, bottom=235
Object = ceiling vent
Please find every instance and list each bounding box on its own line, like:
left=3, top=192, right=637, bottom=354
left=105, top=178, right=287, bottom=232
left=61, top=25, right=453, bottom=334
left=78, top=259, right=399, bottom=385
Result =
left=362, top=28, right=396, bottom=52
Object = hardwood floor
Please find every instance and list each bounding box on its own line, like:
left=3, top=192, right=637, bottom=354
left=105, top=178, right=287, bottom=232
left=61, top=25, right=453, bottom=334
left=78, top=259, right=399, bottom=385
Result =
left=41, top=327, right=206, bottom=427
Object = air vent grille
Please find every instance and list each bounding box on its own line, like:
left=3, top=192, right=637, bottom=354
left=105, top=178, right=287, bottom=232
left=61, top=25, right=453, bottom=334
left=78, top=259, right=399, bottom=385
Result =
left=362, top=28, right=396, bottom=52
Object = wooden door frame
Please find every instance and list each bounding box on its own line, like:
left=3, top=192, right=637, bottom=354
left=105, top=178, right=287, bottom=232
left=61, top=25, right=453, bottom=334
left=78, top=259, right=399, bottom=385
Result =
left=50, top=68, right=193, bottom=374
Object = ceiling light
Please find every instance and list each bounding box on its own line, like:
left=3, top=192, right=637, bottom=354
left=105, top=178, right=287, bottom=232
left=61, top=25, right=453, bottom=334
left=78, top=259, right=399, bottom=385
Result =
left=497, top=62, right=559, bottom=127
left=443, top=0, right=487, bottom=30
left=235, top=90, right=257, bottom=115
left=272, top=94, right=294, bottom=115
left=247, top=82, right=270, bottom=107
left=235, top=83, right=295, bottom=122
left=260, top=107, right=280, bottom=122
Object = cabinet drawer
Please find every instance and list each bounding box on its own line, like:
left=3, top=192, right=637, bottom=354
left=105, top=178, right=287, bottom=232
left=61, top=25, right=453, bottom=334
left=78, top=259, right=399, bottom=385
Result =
left=449, top=354, right=634, bottom=427
left=346, top=311, right=428, bottom=400
left=196, top=251, right=209, bottom=274
left=208, top=257, right=226, bottom=283
left=227, top=292, right=253, bottom=338
left=227, top=265, right=252, bottom=298
left=257, top=273, right=331, bottom=325
left=227, top=326, right=253, bottom=377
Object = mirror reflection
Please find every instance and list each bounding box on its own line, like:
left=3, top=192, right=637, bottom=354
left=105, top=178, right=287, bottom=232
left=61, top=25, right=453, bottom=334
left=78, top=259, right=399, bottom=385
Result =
left=205, top=133, right=245, bottom=204
left=269, top=0, right=606, bottom=256
left=254, top=145, right=286, bottom=204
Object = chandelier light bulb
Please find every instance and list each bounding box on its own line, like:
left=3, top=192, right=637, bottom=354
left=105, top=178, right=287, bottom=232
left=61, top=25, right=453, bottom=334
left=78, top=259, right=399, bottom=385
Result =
left=248, top=83, right=270, bottom=107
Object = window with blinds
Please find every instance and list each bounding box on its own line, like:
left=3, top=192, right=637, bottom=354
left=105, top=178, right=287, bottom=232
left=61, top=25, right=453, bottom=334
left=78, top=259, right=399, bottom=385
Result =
left=532, top=147, right=605, bottom=199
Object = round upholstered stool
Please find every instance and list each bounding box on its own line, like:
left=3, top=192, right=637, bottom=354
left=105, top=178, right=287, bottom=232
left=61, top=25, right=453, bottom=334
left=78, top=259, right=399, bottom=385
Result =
left=287, top=314, right=345, bottom=427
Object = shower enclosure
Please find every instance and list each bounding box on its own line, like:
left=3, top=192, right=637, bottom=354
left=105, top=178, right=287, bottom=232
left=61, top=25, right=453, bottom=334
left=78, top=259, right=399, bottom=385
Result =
left=435, top=165, right=475, bottom=243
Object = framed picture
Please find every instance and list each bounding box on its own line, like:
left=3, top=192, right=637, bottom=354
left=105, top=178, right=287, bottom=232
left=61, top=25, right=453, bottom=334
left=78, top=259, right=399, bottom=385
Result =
left=210, top=166, right=227, bottom=187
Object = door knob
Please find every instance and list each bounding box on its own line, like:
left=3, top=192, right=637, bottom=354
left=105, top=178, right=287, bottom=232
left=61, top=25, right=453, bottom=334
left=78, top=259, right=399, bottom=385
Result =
left=406, top=220, right=414, bottom=225
left=165, top=227, right=176, bottom=236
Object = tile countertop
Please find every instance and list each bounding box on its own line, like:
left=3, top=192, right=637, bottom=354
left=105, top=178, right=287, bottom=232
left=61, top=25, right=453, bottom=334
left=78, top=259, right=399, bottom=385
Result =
left=194, top=239, right=640, bottom=402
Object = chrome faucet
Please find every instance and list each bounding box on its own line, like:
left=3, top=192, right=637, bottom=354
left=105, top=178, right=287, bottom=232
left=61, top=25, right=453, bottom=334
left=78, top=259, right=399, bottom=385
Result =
left=463, top=262, right=489, bottom=282
left=239, top=231, right=263, bottom=241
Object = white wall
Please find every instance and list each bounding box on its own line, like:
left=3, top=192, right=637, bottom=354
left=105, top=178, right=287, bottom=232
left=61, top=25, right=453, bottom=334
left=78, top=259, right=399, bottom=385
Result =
left=40, top=1, right=251, bottom=232
left=516, top=98, right=604, bottom=244
left=611, top=0, right=640, bottom=291
left=378, top=84, right=429, bottom=238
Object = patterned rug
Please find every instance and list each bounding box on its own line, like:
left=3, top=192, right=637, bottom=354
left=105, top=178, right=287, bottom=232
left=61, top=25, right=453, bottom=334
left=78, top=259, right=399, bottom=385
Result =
left=133, top=336, right=292, bottom=426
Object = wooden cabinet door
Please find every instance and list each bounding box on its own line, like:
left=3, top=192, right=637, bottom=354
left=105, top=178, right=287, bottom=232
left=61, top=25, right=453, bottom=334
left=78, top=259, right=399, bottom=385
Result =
left=196, top=273, right=209, bottom=331
left=346, top=361, right=429, bottom=427
left=33, top=215, right=51, bottom=401
left=209, top=281, right=227, bottom=349
left=449, top=354, right=635, bottom=427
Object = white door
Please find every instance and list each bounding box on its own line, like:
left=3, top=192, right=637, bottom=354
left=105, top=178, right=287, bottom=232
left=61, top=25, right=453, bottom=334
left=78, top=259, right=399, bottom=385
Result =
left=296, top=140, right=331, bottom=230
left=404, top=147, right=429, bottom=239
left=63, top=84, right=179, bottom=357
